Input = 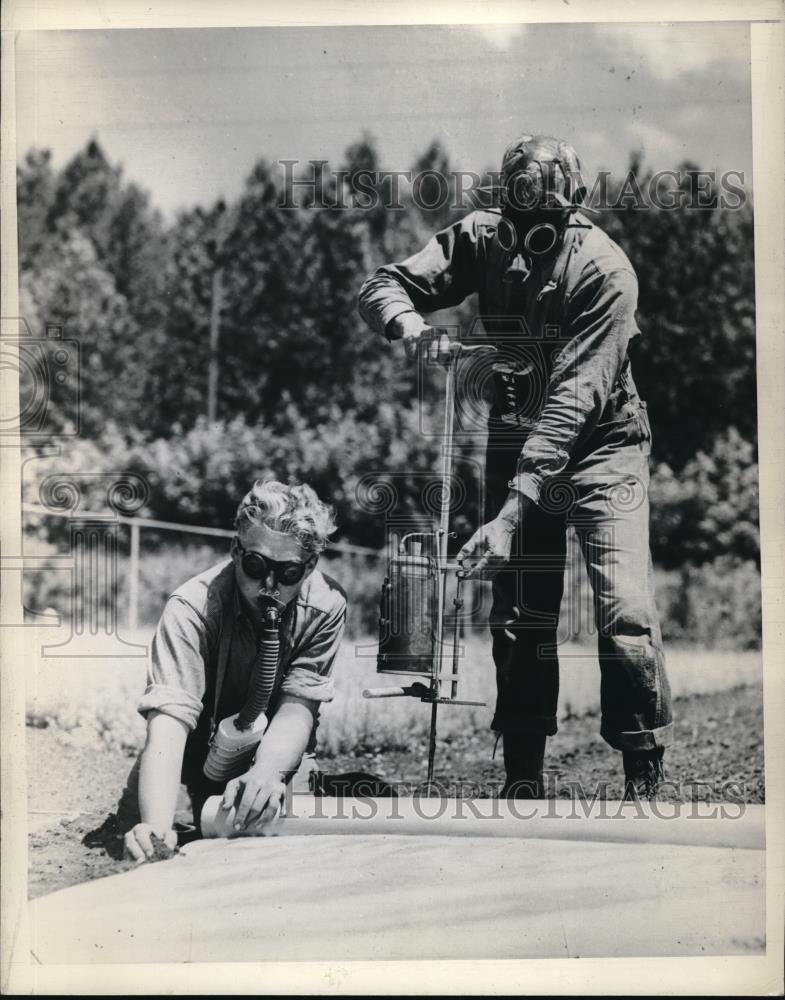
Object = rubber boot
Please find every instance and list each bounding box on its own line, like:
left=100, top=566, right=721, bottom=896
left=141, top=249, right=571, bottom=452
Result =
left=623, top=747, right=665, bottom=801
left=500, top=732, right=547, bottom=800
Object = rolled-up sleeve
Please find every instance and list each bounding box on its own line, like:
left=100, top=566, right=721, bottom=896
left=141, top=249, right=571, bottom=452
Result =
left=137, top=597, right=207, bottom=730
left=510, top=267, right=639, bottom=505
left=358, top=213, right=482, bottom=339
left=280, top=599, right=347, bottom=704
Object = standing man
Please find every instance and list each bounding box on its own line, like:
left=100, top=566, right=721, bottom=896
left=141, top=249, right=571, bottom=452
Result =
left=359, top=134, right=672, bottom=800
left=116, top=479, right=346, bottom=860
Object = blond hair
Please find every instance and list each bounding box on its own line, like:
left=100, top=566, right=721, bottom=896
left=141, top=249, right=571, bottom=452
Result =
left=234, top=479, right=337, bottom=555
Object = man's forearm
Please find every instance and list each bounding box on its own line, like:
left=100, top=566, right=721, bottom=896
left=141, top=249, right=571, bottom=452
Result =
left=251, top=694, right=317, bottom=781
left=385, top=310, right=424, bottom=342
left=359, top=272, right=419, bottom=339
left=358, top=215, right=482, bottom=338
left=138, top=711, right=189, bottom=831
left=497, top=489, right=534, bottom=528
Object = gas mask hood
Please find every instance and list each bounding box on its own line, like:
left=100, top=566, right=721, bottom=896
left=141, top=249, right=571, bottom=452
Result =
left=500, top=134, right=587, bottom=209
left=496, top=134, right=588, bottom=263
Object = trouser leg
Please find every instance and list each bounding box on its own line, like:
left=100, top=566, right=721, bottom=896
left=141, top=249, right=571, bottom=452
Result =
left=488, top=502, right=567, bottom=740
left=484, top=435, right=566, bottom=796
left=570, top=441, right=673, bottom=756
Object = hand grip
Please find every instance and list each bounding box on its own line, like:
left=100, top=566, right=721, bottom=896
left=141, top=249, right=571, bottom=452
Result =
left=363, top=681, right=432, bottom=699
left=363, top=686, right=408, bottom=698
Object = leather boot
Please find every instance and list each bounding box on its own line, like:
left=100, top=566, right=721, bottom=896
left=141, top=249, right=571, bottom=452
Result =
left=623, top=747, right=665, bottom=801
left=500, top=732, right=546, bottom=800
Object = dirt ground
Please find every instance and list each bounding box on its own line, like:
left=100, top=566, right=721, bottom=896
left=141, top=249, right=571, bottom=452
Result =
left=26, top=684, right=765, bottom=900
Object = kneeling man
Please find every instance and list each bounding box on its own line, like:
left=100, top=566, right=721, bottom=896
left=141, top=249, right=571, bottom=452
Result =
left=118, top=479, right=346, bottom=860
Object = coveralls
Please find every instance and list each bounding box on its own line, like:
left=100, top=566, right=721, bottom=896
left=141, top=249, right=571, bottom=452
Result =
left=359, top=209, right=673, bottom=754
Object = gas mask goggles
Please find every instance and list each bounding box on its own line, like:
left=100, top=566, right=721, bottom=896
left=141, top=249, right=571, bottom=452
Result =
left=236, top=539, right=307, bottom=587
left=497, top=162, right=575, bottom=261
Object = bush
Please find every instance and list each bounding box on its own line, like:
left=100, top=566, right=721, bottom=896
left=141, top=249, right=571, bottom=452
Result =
left=655, top=556, right=762, bottom=649
left=23, top=400, right=486, bottom=554
left=23, top=538, right=227, bottom=630
left=319, top=553, right=383, bottom=638
left=22, top=423, right=760, bottom=649
left=649, top=427, right=759, bottom=569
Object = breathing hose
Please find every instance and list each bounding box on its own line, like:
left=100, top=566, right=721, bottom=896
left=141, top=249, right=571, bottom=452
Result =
left=203, top=604, right=281, bottom=782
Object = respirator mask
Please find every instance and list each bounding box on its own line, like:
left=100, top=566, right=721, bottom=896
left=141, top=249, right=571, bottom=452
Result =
left=497, top=167, right=566, bottom=257
left=495, top=135, right=589, bottom=280
left=490, top=135, right=589, bottom=425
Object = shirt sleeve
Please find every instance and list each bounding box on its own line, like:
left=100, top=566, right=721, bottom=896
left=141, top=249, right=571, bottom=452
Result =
left=137, top=596, right=208, bottom=730
left=358, top=213, right=484, bottom=338
left=510, top=267, right=639, bottom=505
left=280, top=598, right=347, bottom=704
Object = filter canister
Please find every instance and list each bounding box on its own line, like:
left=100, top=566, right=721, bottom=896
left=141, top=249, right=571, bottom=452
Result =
left=203, top=711, right=268, bottom=783
left=377, top=553, right=437, bottom=676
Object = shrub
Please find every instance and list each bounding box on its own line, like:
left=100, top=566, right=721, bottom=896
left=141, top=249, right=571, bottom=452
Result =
left=655, top=556, right=762, bottom=649
left=319, top=553, right=383, bottom=638
left=649, top=427, right=759, bottom=569
left=23, top=538, right=227, bottom=630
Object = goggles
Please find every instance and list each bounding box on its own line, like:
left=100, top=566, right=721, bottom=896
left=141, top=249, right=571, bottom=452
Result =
left=236, top=539, right=307, bottom=586
left=496, top=218, right=560, bottom=256
left=495, top=158, right=581, bottom=257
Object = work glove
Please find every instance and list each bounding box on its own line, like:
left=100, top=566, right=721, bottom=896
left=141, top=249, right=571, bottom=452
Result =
left=457, top=516, right=518, bottom=579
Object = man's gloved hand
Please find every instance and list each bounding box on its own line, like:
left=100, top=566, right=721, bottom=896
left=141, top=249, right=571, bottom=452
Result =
left=458, top=493, right=533, bottom=578
left=123, top=823, right=178, bottom=864
left=222, top=766, right=286, bottom=834
left=387, top=313, right=453, bottom=366
left=456, top=516, right=518, bottom=579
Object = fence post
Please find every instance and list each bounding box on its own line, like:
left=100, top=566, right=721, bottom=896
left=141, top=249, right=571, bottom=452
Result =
left=128, top=521, right=140, bottom=632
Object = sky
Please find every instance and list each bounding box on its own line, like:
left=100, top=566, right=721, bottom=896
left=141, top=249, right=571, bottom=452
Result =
left=14, top=21, right=753, bottom=218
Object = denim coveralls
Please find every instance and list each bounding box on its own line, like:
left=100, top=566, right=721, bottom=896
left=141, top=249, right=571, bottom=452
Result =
left=359, top=209, right=673, bottom=753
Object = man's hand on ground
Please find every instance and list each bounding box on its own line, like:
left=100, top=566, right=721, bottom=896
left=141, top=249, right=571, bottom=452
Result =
left=123, top=823, right=177, bottom=864
left=222, top=768, right=286, bottom=833
left=457, top=516, right=518, bottom=579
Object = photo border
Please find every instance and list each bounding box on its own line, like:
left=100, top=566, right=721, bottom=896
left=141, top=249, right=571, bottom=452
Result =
left=2, top=1, right=783, bottom=994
